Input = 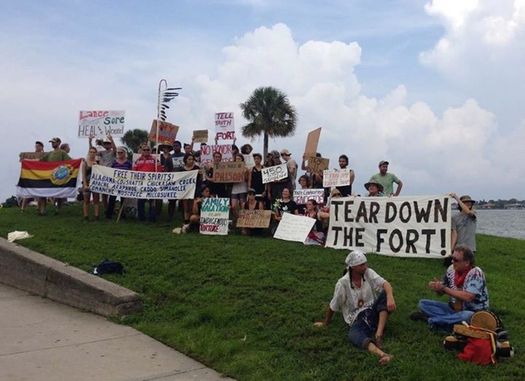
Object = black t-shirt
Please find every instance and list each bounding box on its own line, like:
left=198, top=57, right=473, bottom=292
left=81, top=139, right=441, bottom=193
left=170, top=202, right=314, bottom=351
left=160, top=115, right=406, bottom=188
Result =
left=278, top=199, right=298, bottom=215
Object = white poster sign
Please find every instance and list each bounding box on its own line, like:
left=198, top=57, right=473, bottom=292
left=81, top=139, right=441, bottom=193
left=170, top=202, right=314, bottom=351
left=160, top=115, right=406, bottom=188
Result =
left=89, top=165, right=197, bottom=200
left=262, top=163, right=288, bottom=184
left=243, top=154, right=255, bottom=169
left=200, top=144, right=233, bottom=166
left=326, top=195, right=452, bottom=258
left=274, top=213, right=316, bottom=243
left=78, top=110, right=125, bottom=138
left=215, top=112, right=235, bottom=140
left=200, top=198, right=230, bottom=235
left=323, top=169, right=351, bottom=188
left=293, top=189, right=325, bottom=205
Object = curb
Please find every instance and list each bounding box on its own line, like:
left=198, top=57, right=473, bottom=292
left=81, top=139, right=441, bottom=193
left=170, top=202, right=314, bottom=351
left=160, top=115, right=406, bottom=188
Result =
left=0, top=238, right=142, bottom=317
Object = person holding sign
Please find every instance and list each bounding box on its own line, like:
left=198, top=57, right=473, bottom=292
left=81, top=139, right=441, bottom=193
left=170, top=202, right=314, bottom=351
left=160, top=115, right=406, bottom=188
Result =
left=181, top=153, right=201, bottom=228
left=134, top=144, right=162, bottom=222
left=82, top=147, right=101, bottom=221
left=185, top=186, right=211, bottom=233
left=231, top=154, right=249, bottom=215
left=240, top=188, right=266, bottom=236
left=411, top=245, right=489, bottom=331
left=370, top=160, right=403, bottom=197
left=248, top=153, right=266, bottom=202
left=303, top=199, right=325, bottom=245
left=336, top=154, right=355, bottom=197
left=105, top=147, right=132, bottom=219
left=315, top=250, right=396, bottom=365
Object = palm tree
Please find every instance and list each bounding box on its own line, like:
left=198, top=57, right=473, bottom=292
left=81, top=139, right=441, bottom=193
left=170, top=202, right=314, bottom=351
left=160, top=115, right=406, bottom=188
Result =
left=121, top=129, right=150, bottom=153
left=240, top=87, right=297, bottom=158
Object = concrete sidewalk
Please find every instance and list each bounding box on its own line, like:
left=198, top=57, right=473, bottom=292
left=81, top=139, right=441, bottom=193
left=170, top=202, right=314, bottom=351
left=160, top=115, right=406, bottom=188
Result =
left=0, top=283, right=233, bottom=381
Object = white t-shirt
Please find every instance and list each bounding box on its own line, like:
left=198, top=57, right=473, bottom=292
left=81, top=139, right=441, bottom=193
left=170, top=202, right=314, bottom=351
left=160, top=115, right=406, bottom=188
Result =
left=329, top=268, right=385, bottom=326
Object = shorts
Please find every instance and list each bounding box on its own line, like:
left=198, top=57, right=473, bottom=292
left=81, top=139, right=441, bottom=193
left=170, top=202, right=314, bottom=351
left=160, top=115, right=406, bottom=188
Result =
left=231, top=193, right=247, bottom=202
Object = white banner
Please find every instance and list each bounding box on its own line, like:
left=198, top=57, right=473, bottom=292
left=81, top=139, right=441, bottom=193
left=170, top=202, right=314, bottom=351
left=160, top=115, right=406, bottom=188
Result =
left=215, top=112, right=235, bottom=140
left=262, top=163, right=288, bottom=184
left=326, top=195, right=452, bottom=258
left=89, top=165, right=197, bottom=199
left=323, top=169, right=350, bottom=187
left=200, top=144, right=233, bottom=166
left=78, top=110, right=125, bottom=138
left=293, top=189, right=325, bottom=205
left=274, top=213, right=316, bottom=243
left=200, top=198, right=230, bottom=235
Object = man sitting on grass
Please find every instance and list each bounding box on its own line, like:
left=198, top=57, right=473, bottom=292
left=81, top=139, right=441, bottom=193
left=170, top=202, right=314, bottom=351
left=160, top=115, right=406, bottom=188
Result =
left=410, top=245, right=489, bottom=331
left=314, top=250, right=396, bottom=365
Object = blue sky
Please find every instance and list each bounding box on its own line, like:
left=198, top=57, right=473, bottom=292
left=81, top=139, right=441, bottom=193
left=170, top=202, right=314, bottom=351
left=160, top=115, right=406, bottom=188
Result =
left=2, top=0, right=524, bottom=200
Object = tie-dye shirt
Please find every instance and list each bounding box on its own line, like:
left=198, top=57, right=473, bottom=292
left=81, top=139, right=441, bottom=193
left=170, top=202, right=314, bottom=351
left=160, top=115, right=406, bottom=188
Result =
left=443, top=265, right=489, bottom=311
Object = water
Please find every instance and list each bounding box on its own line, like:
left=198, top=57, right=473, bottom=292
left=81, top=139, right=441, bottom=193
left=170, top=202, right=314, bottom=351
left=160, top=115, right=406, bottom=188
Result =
left=475, top=209, right=525, bottom=240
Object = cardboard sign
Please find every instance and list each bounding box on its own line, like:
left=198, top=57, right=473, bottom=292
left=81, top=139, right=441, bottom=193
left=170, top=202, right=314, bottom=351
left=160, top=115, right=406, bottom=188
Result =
left=307, top=156, right=329, bottom=174
left=262, top=163, right=288, bottom=184
left=304, top=127, right=321, bottom=156
left=200, top=144, right=233, bottom=166
left=326, top=195, right=452, bottom=258
left=193, top=129, right=208, bottom=143
left=212, top=162, right=246, bottom=183
left=243, top=154, right=255, bottom=169
left=323, top=169, right=351, bottom=187
left=19, top=152, right=45, bottom=160
left=90, top=165, right=197, bottom=199
left=200, top=198, right=230, bottom=235
left=78, top=110, right=125, bottom=138
left=236, top=210, right=272, bottom=228
left=149, top=119, right=179, bottom=144
left=293, top=189, right=325, bottom=205
left=273, top=213, right=316, bottom=243
left=215, top=112, right=235, bottom=140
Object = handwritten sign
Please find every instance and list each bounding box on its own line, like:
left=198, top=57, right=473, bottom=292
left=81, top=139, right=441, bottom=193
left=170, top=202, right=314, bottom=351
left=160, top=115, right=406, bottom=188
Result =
left=200, top=144, right=233, bottom=166
left=262, top=163, right=288, bottom=184
left=307, top=156, right=329, bottom=174
left=293, top=189, right=325, bottom=205
left=89, top=165, right=197, bottom=199
left=273, top=213, right=316, bottom=243
left=323, top=169, right=351, bottom=187
left=212, top=162, right=245, bottom=183
left=326, top=196, right=452, bottom=258
left=149, top=119, right=179, bottom=144
left=243, top=154, right=255, bottom=169
left=304, top=127, right=321, bottom=156
left=192, top=129, right=208, bottom=143
left=200, top=198, right=230, bottom=235
left=78, top=110, right=125, bottom=138
left=215, top=112, right=235, bottom=140
left=236, top=210, right=272, bottom=228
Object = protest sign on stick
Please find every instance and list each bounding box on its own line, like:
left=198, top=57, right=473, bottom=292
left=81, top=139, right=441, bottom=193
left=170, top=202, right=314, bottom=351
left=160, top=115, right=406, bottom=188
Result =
left=215, top=112, right=235, bottom=141
left=200, top=144, right=233, bottom=166
left=78, top=110, right=125, bottom=138
left=323, top=169, right=351, bottom=187
left=212, top=162, right=245, bottom=183
left=89, top=165, right=197, bottom=200
left=262, top=163, right=288, bottom=184
left=304, top=127, right=321, bottom=156
left=236, top=210, right=272, bottom=228
left=243, top=154, right=255, bottom=169
left=200, top=198, right=230, bottom=235
left=326, top=195, right=451, bottom=258
left=307, top=156, right=329, bottom=174
left=273, top=213, right=316, bottom=243
left=293, top=189, right=325, bottom=205
left=192, top=130, right=208, bottom=143
left=149, top=119, right=179, bottom=144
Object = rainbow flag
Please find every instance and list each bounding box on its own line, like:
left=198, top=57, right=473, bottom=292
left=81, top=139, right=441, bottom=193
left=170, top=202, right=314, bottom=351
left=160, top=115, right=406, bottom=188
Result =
left=16, top=159, right=82, bottom=198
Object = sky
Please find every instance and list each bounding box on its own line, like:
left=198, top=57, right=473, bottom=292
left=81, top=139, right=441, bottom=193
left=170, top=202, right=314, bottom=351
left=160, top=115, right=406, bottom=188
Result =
left=1, top=0, right=524, bottom=201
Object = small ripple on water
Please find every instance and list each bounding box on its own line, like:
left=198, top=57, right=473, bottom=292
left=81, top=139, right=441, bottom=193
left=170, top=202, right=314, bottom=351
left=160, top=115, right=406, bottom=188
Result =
left=475, top=209, right=525, bottom=240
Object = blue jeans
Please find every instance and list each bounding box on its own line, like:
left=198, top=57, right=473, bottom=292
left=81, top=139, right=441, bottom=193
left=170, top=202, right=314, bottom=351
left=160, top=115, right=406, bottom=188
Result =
left=348, top=291, right=387, bottom=349
left=418, top=299, right=474, bottom=330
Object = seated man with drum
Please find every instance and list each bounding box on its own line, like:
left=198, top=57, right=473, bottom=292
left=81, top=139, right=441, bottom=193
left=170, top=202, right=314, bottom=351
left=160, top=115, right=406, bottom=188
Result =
left=411, top=245, right=489, bottom=330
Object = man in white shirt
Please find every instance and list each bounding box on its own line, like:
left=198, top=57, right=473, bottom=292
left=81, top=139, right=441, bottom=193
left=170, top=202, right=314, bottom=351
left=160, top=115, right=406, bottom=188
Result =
left=314, top=250, right=397, bottom=365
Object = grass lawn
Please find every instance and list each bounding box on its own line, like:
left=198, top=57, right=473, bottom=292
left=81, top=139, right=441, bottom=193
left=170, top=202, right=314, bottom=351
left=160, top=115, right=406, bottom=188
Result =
left=1, top=203, right=524, bottom=381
